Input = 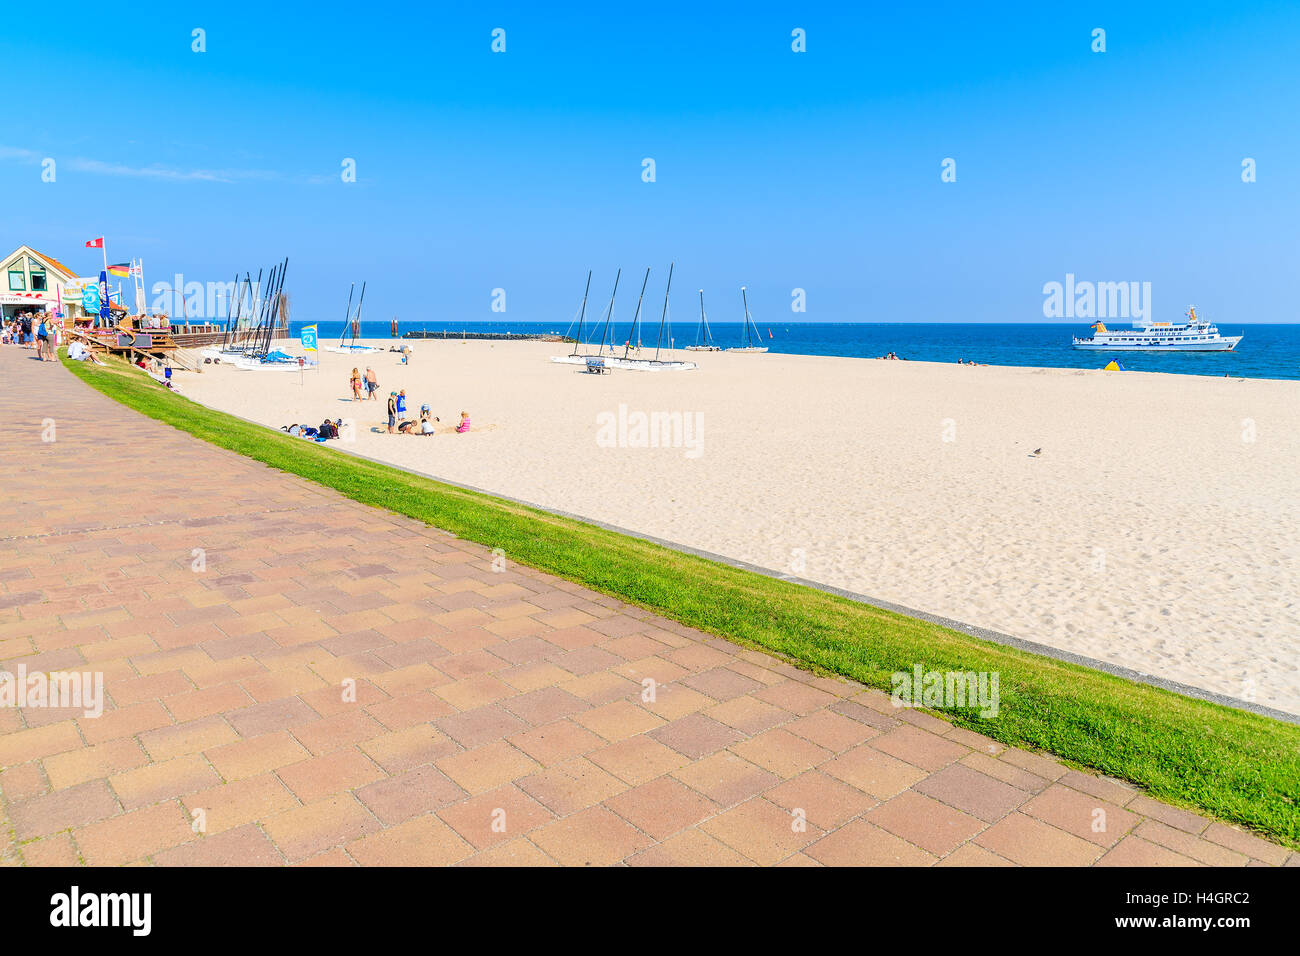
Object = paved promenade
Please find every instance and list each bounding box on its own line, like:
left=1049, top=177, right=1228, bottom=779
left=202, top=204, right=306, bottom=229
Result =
left=0, top=348, right=1292, bottom=866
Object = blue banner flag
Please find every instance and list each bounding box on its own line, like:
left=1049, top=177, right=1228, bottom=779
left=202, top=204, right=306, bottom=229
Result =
left=300, top=324, right=318, bottom=352
left=98, top=270, right=110, bottom=321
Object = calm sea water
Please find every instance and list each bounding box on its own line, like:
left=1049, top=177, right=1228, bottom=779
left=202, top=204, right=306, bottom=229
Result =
left=291, top=320, right=1300, bottom=381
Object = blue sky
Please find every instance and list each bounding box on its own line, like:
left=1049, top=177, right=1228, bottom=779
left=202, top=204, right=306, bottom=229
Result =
left=3, top=1, right=1298, bottom=324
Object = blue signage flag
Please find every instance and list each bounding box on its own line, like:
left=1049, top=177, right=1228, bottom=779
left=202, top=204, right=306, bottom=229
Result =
left=300, top=324, right=318, bottom=352
left=82, top=282, right=101, bottom=315
left=98, top=270, right=110, bottom=321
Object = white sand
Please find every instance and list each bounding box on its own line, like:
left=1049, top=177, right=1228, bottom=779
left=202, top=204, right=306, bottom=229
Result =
left=182, top=339, right=1300, bottom=714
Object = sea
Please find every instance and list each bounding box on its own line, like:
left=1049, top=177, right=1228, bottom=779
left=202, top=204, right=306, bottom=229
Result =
left=289, top=321, right=1300, bottom=382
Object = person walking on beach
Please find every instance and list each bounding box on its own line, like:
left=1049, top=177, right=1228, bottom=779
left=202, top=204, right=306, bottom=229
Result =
left=386, top=391, right=397, bottom=433
left=365, top=367, right=378, bottom=400
left=350, top=367, right=362, bottom=400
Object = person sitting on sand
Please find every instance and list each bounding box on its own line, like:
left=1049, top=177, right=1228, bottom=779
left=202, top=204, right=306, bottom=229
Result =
left=350, top=368, right=362, bottom=400
left=456, top=410, right=471, bottom=433
left=415, top=405, right=439, bottom=435
left=365, top=367, right=378, bottom=400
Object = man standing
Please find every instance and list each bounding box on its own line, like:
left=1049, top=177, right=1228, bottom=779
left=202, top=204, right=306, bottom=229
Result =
left=20, top=312, right=32, bottom=348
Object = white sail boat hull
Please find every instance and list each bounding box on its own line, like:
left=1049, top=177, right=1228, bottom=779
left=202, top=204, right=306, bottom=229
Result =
left=549, top=355, right=697, bottom=371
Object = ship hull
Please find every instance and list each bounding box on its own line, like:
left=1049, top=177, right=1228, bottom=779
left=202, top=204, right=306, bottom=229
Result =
left=1072, top=335, right=1242, bottom=352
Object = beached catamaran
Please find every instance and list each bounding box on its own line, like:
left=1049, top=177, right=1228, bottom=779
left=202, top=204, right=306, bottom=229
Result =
left=325, top=282, right=380, bottom=354
left=1071, top=307, right=1243, bottom=351
left=728, top=286, right=768, bottom=353
left=552, top=266, right=696, bottom=371
left=685, top=290, right=722, bottom=351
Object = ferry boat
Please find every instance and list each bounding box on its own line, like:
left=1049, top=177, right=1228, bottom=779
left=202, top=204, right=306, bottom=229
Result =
left=1071, top=307, right=1242, bottom=351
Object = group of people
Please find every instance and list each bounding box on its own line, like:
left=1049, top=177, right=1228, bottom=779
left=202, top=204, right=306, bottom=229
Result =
left=345, top=367, right=469, bottom=436
left=281, top=420, right=344, bottom=442
left=3, top=311, right=61, bottom=361
left=878, top=352, right=906, bottom=361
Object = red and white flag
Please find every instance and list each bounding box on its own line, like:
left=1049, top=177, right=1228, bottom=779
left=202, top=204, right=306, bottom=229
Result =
left=85, top=237, right=104, bottom=248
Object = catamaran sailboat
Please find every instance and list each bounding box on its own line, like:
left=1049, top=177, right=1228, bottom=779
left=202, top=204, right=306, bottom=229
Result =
left=728, top=286, right=768, bottom=353
left=324, top=281, right=380, bottom=353
left=551, top=267, right=696, bottom=371
left=685, top=290, right=722, bottom=351
left=1071, top=307, right=1243, bottom=351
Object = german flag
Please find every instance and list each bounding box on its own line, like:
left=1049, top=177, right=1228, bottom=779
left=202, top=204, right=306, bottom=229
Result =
left=107, top=263, right=130, bottom=278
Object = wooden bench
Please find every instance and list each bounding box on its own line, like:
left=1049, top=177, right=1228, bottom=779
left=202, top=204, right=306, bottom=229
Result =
left=584, top=356, right=610, bottom=374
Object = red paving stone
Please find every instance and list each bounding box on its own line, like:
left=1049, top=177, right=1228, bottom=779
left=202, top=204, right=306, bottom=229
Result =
left=0, top=350, right=1293, bottom=867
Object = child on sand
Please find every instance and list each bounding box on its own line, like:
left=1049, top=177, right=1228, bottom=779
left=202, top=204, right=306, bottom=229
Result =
left=456, top=411, right=471, bottom=433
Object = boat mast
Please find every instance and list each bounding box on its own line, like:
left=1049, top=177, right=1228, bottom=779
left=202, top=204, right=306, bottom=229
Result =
left=353, top=281, right=367, bottom=346
left=597, top=269, right=621, bottom=356
left=741, top=286, right=753, bottom=347
left=653, top=263, right=674, bottom=361
left=696, top=289, right=712, bottom=347
left=624, top=267, right=650, bottom=359
left=570, top=270, right=592, bottom=357
left=339, top=283, right=355, bottom=347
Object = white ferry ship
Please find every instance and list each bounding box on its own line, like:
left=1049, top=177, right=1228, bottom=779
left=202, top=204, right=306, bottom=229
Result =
left=1071, top=307, right=1242, bottom=351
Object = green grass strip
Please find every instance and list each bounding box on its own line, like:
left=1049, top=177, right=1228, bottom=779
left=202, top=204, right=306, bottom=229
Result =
left=62, top=350, right=1300, bottom=848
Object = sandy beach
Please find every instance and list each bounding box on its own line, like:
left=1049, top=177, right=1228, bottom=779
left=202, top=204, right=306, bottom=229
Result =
left=180, top=339, right=1300, bottom=714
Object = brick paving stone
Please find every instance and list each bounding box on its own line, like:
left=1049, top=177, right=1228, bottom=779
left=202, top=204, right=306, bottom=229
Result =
left=805, top=819, right=938, bottom=867
left=436, top=785, right=555, bottom=849
left=262, top=794, right=382, bottom=862
left=516, top=757, right=626, bottom=816
left=625, top=828, right=754, bottom=867
left=529, top=806, right=654, bottom=866
left=354, top=765, right=467, bottom=824
left=153, top=823, right=284, bottom=866
left=1094, top=836, right=1203, bottom=867
left=871, top=725, right=970, bottom=772
left=913, top=763, right=1030, bottom=823
left=671, top=752, right=780, bottom=808
left=3, top=349, right=1288, bottom=868
left=765, top=771, right=878, bottom=830
left=604, top=776, right=718, bottom=841
left=1020, top=784, right=1139, bottom=847
left=700, top=797, right=823, bottom=865
left=975, top=812, right=1103, bottom=866
left=650, top=713, right=743, bottom=759
left=866, top=790, right=985, bottom=857
left=347, top=814, right=473, bottom=867
left=435, top=741, right=540, bottom=795
left=822, top=744, right=928, bottom=800
left=587, top=735, right=691, bottom=785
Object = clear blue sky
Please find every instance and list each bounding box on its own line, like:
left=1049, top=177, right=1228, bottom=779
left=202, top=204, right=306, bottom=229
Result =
left=4, top=1, right=1297, bottom=324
